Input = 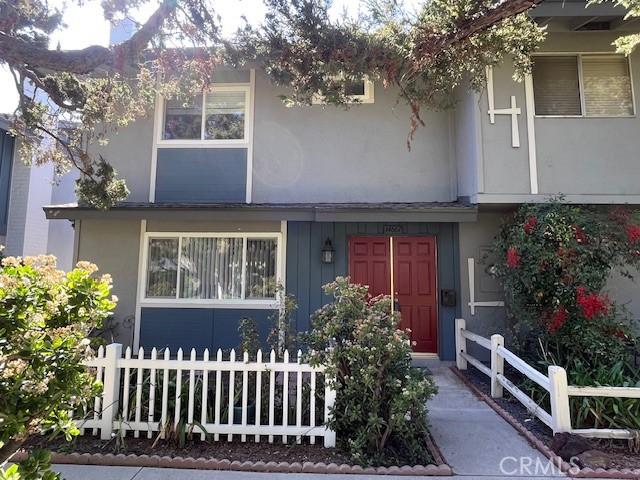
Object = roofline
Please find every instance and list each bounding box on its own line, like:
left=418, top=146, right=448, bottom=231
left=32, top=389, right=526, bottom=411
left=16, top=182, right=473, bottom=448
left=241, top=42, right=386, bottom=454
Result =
left=43, top=202, right=479, bottom=223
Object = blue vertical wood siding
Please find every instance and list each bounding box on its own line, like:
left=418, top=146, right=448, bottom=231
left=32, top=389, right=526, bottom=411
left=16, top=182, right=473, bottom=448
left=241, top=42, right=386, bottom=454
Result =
left=0, top=130, right=14, bottom=235
left=286, top=222, right=460, bottom=360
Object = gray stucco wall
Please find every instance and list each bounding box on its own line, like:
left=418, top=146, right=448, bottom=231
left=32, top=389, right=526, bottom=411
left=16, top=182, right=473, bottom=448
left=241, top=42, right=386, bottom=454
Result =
left=478, top=32, right=640, bottom=201
left=92, top=116, right=154, bottom=203
left=76, top=218, right=141, bottom=346
left=251, top=72, right=455, bottom=203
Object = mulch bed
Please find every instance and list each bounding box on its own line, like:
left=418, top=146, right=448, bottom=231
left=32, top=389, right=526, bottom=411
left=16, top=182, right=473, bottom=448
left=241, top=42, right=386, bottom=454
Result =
left=456, top=365, right=640, bottom=477
left=21, top=430, right=452, bottom=476
left=29, top=435, right=350, bottom=464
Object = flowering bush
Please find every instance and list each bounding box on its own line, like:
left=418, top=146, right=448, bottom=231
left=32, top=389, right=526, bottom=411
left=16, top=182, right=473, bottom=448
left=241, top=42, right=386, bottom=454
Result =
left=491, top=202, right=640, bottom=437
left=492, top=202, right=639, bottom=367
left=303, top=278, right=437, bottom=466
left=0, top=256, right=116, bottom=478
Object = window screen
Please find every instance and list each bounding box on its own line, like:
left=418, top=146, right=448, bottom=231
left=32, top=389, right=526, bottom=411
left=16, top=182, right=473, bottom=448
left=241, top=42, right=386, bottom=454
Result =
left=582, top=55, right=633, bottom=117
left=532, top=56, right=582, bottom=116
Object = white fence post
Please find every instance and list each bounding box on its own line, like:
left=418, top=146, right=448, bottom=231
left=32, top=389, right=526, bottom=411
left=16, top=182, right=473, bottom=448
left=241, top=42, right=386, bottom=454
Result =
left=455, top=318, right=467, bottom=370
left=100, top=343, right=122, bottom=440
left=324, top=380, right=337, bottom=447
left=548, top=366, right=572, bottom=434
left=490, top=334, right=504, bottom=398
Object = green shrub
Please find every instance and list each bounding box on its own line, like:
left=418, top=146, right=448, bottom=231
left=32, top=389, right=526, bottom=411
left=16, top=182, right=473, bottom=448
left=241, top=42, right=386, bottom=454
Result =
left=303, top=277, right=437, bottom=466
left=0, top=256, right=116, bottom=478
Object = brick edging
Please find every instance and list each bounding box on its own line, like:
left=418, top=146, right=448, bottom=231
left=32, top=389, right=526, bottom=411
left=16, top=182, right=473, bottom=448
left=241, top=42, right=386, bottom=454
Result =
left=450, top=366, right=640, bottom=479
left=12, top=450, right=453, bottom=476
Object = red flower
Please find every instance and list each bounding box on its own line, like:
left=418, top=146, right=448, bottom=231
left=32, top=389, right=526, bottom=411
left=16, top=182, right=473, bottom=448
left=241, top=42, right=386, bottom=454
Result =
left=613, top=329, right=628, bottom=339
left=547, top=307, right=568, bottom=334
left=626, top=224, right=640, bottom=244
left=507, top=247, right=520, bottom=268
left=523, top=216, right=537, bottom=235
left=573, top=225, right=587, bottom=244
left=609, top=206, right=631, bottom=224
left=576, top=287, right=609, bottom=320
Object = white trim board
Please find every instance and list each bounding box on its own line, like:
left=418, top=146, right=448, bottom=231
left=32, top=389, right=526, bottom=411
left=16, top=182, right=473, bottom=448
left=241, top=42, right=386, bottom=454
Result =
left=467, top=257, right=504, bottom=316
left=485, top=66, right=521, bottom=148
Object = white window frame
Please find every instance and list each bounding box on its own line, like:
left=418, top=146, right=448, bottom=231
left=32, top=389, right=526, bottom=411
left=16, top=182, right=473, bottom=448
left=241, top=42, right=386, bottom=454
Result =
left=156, top=84, right=253, bottom=147
left=140, top=231, right=283, bottom=309
left=531, top=52, right=636, bottom=119
left=312, top=76, right=375, bottom=105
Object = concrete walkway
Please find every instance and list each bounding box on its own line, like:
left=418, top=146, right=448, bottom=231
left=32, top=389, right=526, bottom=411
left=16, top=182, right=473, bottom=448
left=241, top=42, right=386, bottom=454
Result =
left=426, top=362, right=564, bottom=478
left=50, top=362, right=568, bottom=480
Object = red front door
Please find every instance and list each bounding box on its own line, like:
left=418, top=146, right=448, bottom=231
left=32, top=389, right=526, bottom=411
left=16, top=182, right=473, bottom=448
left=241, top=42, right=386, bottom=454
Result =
left=348, top=236, right=438, bottom=354
left=348, top=237, right=391, bottom=297
left=393, top=237, right=438, bottom=354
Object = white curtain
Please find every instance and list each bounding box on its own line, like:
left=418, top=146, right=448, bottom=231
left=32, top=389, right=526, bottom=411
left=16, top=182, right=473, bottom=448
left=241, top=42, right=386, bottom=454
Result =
left=179, top=237, right=243, bottom=299
left=246, top=239, right=277, bottom=299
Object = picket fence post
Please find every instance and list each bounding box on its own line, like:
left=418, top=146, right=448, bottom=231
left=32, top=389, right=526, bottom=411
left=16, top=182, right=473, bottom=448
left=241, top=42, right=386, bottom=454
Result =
left=100, top=343, right=122, bottom=440
left=455, top=318, right=467, bottom=370
left=323, top=379, right=337, bottom=448
left=548, top=366, right=572, bottom=434
left=490, top=334, right=504, bottom=398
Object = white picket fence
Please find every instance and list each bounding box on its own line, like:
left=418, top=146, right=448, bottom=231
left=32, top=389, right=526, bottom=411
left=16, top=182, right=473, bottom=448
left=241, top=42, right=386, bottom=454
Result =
left=455, top=318, right=640, bottom=440
left=78, top=343, right=336, bottom=447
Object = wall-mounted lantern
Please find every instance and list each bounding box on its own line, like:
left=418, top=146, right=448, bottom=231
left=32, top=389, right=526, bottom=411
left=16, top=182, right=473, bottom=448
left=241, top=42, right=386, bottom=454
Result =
left=321, top=238, right=335, bottom=264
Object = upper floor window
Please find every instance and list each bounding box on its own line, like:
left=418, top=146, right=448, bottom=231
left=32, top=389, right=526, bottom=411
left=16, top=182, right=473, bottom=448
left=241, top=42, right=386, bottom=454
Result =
left=313, top=77, right=375, bottom=104
left=143, top=233, right=280, bottom=306
left=532, top=54, right=634, bottom=117
left=161, top=85, right=251, bottom=143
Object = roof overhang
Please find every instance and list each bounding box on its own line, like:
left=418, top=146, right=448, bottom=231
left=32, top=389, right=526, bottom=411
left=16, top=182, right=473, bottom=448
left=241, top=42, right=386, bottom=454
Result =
left=44, top=201, right=478, bottom=223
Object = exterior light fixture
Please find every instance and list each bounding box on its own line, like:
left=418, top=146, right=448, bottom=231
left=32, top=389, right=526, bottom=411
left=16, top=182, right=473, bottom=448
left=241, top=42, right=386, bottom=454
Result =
left=321, top=238, right=335, bottom=264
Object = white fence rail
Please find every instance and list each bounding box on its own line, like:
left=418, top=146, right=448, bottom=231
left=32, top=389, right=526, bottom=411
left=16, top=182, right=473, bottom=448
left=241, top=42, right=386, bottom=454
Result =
left=78, top=343, right=336, bottom=447
left=455, top=318, right=640, bottom=440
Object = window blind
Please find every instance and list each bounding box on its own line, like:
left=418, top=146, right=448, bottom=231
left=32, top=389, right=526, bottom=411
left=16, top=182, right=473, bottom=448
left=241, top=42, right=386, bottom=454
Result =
left=582, top=55, right=634, bottom=117
left=532, top=56, right=582, bottom=116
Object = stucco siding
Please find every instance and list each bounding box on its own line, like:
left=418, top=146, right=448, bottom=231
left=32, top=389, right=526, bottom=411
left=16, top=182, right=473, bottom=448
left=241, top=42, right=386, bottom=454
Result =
left=76, top=218, right=141, bottom=346
left=252, top=72, right=455, bottom=204
left=92, top=116, right=154, bottom=203
left=458, top=212, right=510, bottom=359
left=477, top=32, right=640, bottom=201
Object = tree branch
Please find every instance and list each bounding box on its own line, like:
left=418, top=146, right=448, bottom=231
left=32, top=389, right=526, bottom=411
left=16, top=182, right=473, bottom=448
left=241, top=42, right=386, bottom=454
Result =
left=0, top=0, right=178, bottom=74
left=412, top=0, right=544, bottom=71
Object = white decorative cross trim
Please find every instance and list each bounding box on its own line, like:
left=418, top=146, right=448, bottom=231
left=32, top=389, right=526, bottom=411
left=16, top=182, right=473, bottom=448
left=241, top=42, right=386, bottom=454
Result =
left=486, top=66, right=521, bottom=148
left=467, top=257, right=504, bottom=316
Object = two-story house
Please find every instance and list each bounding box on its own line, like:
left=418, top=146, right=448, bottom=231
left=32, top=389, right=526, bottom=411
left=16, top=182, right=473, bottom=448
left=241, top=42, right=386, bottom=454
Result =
left=44, top=0, right=640, bottom=360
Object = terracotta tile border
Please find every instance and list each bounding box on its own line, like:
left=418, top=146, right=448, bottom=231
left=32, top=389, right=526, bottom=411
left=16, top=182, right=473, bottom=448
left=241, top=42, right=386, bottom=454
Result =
left=12, top=437, right=453, bottom=476
left=450, top=366, right=640, bottom=479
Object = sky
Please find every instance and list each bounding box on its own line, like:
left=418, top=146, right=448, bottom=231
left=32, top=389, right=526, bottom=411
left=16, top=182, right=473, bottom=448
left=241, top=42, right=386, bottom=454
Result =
left=0, top=0, right=376, bottom=114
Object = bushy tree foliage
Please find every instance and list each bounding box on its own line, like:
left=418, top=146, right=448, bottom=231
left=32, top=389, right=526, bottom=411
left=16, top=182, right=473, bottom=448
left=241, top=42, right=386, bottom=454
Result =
left=1, top=0, right=548, bottom=207
left=304, top=278, right=437, bottom=466
left=0, top=256, right=117, bottom=477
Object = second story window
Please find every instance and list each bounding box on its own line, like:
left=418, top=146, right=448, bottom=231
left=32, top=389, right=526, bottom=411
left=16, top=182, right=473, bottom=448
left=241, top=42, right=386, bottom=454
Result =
left=161, top=86, right=250, bottom=143
left=532, top=54, right=634, bottom=117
